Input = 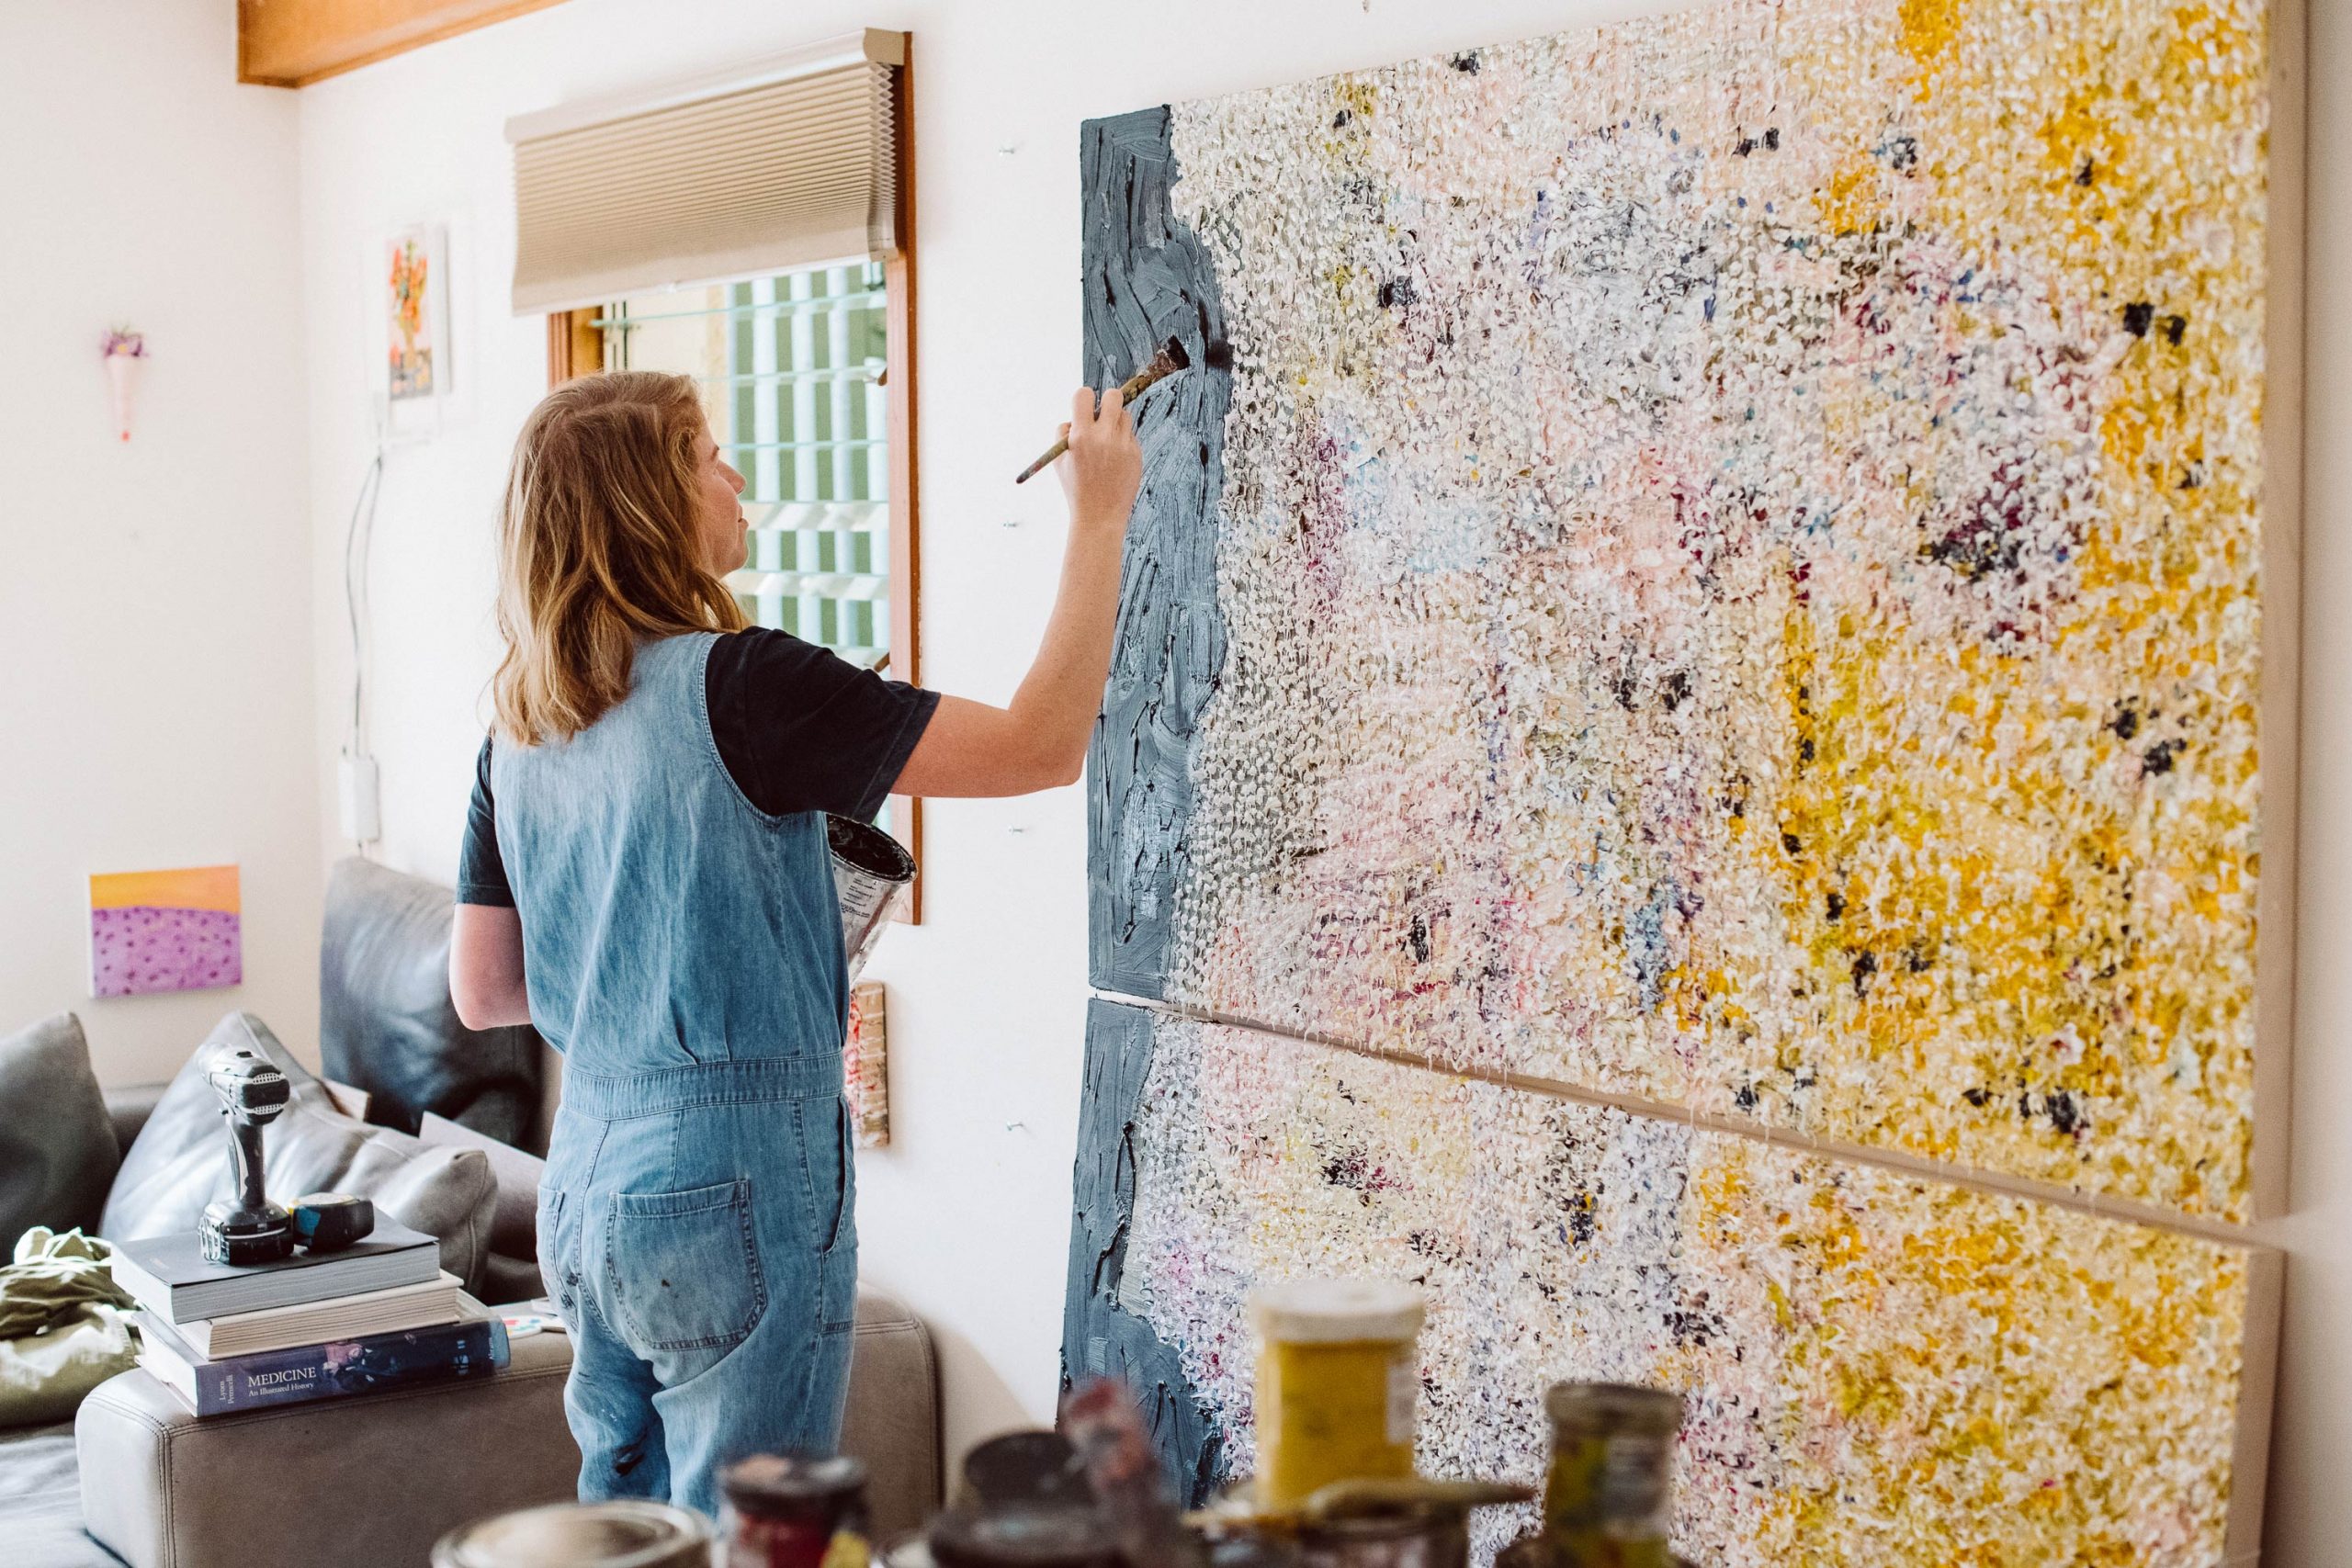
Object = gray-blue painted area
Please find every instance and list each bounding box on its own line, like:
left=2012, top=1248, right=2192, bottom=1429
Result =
left=1080, top=106, right=1230, bottom=1001
left=1058, top=998, right=1225, bottom=1506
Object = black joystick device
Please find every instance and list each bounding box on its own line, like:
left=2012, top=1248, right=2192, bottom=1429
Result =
left=198, top=1047, right=294, bottom=1266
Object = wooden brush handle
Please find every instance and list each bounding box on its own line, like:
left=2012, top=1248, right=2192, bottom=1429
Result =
left=1014, top=348, right=1182, bottom=483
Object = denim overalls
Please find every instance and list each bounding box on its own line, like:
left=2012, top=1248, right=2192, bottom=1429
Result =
left=492, top=631, right=857, bottom=1519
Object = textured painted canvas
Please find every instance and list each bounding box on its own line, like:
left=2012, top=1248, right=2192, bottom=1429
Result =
left=1084, top=0, right=2276, bottom=1222
left=88, top=865, right=242, bottom=998
left=1067, top=1001, right=2267, bottom=1563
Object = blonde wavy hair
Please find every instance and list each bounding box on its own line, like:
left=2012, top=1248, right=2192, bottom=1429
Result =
left=491, top=371, right=745, bottom=744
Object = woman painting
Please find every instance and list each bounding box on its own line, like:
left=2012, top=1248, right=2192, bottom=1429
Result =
left=448, top=369, right=1140, bottom=1517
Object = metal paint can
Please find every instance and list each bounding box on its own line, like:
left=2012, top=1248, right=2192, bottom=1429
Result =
left=829, top=815, right=915, bottom=981
left=1295, top=1511, right=1468, bottom=1568
left=431, top=1500, right=712, bottom=1568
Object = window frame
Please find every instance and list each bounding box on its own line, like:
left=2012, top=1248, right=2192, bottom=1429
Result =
left=544, top=40, right=922, bottom=920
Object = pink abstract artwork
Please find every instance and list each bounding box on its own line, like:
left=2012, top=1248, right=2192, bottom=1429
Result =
left=88, top=865, right=242, bottom=998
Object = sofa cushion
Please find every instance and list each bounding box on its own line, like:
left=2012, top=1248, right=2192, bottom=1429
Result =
left=99, top=1013, right=497, bottom=1292
left=72, top=1286, right=939, bottom=1568
left=0, top=1418, right=114, bottom=1568
left=0, top=1015, right=117, bottom=1248
left=321, top=856, right=544, bottom=1145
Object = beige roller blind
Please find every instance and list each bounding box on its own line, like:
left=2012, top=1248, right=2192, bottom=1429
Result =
left=509, top=29, right=904, bottom=314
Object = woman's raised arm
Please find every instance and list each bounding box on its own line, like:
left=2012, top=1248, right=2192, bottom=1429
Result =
left=891, top=386, right=1143, bottom=799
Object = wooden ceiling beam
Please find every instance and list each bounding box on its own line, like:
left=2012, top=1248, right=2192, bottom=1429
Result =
left=238, top=0, right=575, bottom=88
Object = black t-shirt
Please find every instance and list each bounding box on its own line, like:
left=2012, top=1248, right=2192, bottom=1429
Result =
left=458, top=629, right=938, bottom=908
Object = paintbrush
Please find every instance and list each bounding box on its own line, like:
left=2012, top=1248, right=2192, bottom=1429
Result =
left=1015, top=336, right=1193, bottom=484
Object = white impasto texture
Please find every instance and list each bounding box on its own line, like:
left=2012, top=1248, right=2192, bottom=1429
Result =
left=1149, top=0, right=2269, bottom=1220
left=1121, top=1013, right=2250, bottom=1566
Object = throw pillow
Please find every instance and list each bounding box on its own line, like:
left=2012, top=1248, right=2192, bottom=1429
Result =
left=0, top=1013, right=118, bottom=1248
left=100, top=1012, right=497, bottom=1293
left=320, top=855, right=544, bottom=1145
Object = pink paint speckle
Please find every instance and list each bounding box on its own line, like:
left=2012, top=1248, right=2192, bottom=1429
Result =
left=90, top=906, right=242, bottom=998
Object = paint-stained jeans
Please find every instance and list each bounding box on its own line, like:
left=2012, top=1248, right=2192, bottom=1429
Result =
left=537, top=1057, right=858, bottom=1521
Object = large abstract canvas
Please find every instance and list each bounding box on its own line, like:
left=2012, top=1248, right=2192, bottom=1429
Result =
left=1070, top=0, right=2287, bottom=1556
left=1067, top=1002, right=2272, bottom=1565
left=1085, top=0, right=2278, bottom=1222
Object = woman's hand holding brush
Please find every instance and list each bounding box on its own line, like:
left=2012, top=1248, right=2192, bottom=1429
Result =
left=1057, top=384, right=1144, bottom=534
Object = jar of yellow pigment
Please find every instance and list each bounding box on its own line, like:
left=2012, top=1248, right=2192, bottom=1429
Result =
left=1249, top=1280, right=1427, bottom=1511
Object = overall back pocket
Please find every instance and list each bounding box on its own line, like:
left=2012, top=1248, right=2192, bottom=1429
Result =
left=603, top=1179, right=767, bottom=1355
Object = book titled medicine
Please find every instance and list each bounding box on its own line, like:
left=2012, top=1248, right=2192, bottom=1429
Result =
left=139, top=1302, right=507, bottom=1418
left=111, top=1222, right=440, bottom=1323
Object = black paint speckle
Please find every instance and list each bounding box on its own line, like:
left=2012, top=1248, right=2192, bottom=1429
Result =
left=2163, top=313, right=2188, bottom=345
left=1450, top=51, right=1482, bottom=73
left=2109, top=703, right=2141, bottom=741
left=1962, top=1086, right=1994, bottom=1108
left=1850, top=950, right=1878, bottom=996
left=2122, top=301, right=2155, bottom=337
left=1825, top=891, right=1845, bottom=921
left=2143, top=739, right=2185, bottom=776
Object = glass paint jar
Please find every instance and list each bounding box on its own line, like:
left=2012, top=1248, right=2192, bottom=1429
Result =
left=721, top=1453, right=872, bottom=1568
left=1532, top=1382, right=1683, bottom=1568
left=1249, top=1280, right=1427, bottom=1511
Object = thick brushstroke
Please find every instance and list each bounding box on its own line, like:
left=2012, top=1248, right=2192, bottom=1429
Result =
left=1080, top=107, right=1230, bottom=999
left=1058, top=998, right=1223, bottom=1504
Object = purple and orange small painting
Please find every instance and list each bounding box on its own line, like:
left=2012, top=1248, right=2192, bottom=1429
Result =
left=89, top=865, right=241, bottom=998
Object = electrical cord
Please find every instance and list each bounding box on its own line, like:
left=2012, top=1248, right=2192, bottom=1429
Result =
left=342, top=444, right=388, bottom=849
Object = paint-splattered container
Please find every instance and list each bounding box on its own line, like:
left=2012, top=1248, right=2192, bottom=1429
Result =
left=431, top=1501, right=711, bottom=1568
left=829, top=815, right=915, bottom=981
left=1533, top=1382, right=1683, bottom=1568
left=1249, top=1280, right=1427, bottom=1510
left=721, top=1452, right=871, bottom=1568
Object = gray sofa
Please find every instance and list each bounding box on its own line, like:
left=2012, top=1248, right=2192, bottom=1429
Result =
left=0, top=861, right=942, bottom=1567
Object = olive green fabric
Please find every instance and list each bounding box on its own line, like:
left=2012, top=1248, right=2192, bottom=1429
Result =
left=0, top=1229, right=137, bottom=1429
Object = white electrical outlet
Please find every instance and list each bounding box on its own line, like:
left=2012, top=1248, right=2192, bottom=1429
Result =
left=339, top=751, right=382, bottom=845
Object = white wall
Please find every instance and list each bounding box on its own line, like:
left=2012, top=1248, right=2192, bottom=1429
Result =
left=293, top=0, right=2346, bottom=1558
left=0, top=1, right=320, bottom=1087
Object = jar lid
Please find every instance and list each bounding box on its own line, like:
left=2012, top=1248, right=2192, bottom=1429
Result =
left=432, top=1502, right=710, bottom=1568
left=929, top=1503, right=1117, bottom=1568
left=1248, top=1280, right=1426, bottom=1343
left=1542, top=1382, right=1684, bottom=1434
left=722, top=1452, right=870, bottom=1508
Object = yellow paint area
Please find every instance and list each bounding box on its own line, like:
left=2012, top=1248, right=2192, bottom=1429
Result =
left=89, top=864, right=240, bottom=914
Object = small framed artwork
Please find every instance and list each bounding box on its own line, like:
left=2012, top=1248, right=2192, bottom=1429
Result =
left=844, top=979, right=889, bottom=1147
left=381, top=222, right=452, bottom=437
left=89, top=864, right=242, bottom=998
left=387, top=224, right=446, bottom=399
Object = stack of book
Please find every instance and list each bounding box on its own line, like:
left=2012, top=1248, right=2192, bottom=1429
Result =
left=110, top=1220, right=508, bottom=1417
